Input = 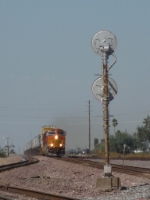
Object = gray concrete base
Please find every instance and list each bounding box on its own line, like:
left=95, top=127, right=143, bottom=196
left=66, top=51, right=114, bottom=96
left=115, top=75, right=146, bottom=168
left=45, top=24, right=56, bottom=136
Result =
left=96, top=176, right=121, bottom=191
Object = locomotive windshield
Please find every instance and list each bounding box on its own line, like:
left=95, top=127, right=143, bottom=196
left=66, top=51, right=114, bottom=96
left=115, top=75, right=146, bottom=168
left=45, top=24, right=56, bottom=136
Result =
left=58, top=130, right=66, bottom=135
left=47, top=131, right=56, bottom=135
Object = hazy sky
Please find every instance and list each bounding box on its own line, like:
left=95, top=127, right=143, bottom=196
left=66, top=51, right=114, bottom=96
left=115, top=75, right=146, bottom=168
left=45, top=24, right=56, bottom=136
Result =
left=0, top=1, right=150, bottom=153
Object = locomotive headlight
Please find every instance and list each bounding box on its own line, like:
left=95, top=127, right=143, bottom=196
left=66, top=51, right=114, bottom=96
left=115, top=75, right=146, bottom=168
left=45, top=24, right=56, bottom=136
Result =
left=51, top=143, right=53, bottom=147
left=55, top=135, right=58, bottom=140
left=60, top=144, right=62, bottom=147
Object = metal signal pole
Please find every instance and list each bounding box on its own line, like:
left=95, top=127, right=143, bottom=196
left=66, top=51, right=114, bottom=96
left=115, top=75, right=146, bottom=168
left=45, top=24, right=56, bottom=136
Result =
left=91, top=31, right=118, bottom=177
left=91, top=31, right=121, bottom=190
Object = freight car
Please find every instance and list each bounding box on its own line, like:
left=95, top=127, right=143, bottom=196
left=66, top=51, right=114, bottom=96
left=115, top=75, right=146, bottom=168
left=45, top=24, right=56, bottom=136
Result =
left=24, top=126, right=66, bottom=156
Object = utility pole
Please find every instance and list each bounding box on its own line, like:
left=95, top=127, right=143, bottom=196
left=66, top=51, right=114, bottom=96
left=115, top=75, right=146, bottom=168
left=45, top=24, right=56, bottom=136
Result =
left=88, top=100, right=91, bottom=152
left=6, top=136, right=10, bottom=157
left=102, top=51, right=109, bottom=166
left=0, top=135, right=10, bottom=157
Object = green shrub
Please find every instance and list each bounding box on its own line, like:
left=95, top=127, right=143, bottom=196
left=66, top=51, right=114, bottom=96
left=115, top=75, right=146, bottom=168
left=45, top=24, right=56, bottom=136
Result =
left=0, top=150, right=6, bottom=157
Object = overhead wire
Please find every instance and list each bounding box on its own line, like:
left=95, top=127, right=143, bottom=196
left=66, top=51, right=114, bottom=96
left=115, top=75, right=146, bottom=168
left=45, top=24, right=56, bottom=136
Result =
left=0, top=103, right=149, bottom=125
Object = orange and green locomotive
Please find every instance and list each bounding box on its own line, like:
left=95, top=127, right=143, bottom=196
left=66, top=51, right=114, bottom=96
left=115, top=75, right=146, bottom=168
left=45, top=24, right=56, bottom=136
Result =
left=24, top=126, right=66, bottom=156
left=40, top=126, right=66, bottom=156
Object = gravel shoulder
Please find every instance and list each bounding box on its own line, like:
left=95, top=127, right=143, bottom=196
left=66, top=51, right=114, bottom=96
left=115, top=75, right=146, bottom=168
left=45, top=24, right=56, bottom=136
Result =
left=0, top=154, right=24, bottom=165
left=0, top=155, right=150, bottom=200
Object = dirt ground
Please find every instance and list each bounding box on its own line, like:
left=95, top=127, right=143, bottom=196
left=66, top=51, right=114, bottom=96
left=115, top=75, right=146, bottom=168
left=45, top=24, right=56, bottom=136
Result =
left=0, top=154, right=23, bottom=165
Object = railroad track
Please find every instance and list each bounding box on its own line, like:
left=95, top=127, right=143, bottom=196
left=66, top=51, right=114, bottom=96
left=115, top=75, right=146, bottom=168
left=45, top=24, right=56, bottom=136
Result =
left=58, top=157, right=150, bottom=179
left=0, top=185, right=80, bottom=200
left=0, top=156, right=80, bottom=200
left=0, top=195, right=12, bottom=200
left=0, top=157, right=38, bottom=172
left=1, top=155, right=149, bottom=199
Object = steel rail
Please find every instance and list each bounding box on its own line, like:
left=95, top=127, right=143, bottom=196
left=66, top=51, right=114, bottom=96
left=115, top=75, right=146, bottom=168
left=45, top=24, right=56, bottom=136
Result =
left=0, top=155, right=28, bottom=168
left=0, top=160, right=28, bottom=168
left=57, top=157, right=150, bottom=178
left=0, top=158, right=39, bottom=172
left=0, top=185, right=81, bottom=200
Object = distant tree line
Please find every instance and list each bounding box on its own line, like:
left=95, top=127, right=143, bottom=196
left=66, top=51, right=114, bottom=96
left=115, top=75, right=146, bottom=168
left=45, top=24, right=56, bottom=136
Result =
left=94, top=115, right=150, bottom=154
left=0, top=144, right=15, bottom=158
left=0, top=149, right=6, bottom=157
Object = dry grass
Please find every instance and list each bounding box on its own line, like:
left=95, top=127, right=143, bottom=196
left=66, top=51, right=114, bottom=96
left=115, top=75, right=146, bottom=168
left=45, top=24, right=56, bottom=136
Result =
left=94, top=152, right=150, bottom=159
left=0, top=154, right=23, bottom=165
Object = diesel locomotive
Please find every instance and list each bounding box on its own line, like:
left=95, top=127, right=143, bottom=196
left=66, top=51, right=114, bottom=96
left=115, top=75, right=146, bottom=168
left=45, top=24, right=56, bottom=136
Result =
left=24, top=126, right=66, bottom=156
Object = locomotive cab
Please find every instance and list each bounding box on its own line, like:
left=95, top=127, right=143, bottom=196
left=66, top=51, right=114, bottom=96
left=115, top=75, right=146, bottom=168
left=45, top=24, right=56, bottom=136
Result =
left=24, top=126, right=66, bottom=157
left=42, top=128, right=66, bottom=156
